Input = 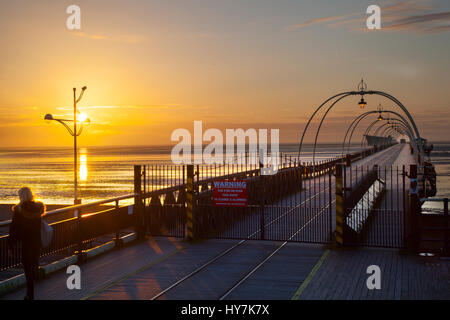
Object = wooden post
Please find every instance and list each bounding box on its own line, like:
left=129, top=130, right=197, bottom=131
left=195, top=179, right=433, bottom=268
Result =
left=335, top=163, right=344, bottom=246
left=186, top=165, right=194, bottom=241
left=134, top=165, right=145, bottom=239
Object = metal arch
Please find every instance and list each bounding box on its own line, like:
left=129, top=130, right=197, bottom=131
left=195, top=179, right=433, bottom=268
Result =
left=297, top=91, right=358, bottom=162
left=362, top=119, right=382, bottom=145
left=341, top=111, right=377, bottom=159
left=361, top=119, right=389, bottom=147
left=379, top=122, right=410, bottom=137
left=374, top=119, right=411, bottom=136
left=369, top=118, right=411, bottom=141
left=341, top=111, right=382, bottom=156
left=382, top=125, right=405, bottom=137
left=360, top=114, right=411, bottom=144
left=346, top=111, right=416, bottom=154
left=361, top=117, right=409, bottom=147
left=378, top=122, right=416, bottom=149
left=342, top=110, right=416, bottom=156
left=298, top=86, right=424, bottom=164
left=312, top=93, right=356, bottom=163
left=366, top=91, right=424, bottom=157
left=346, top=111, right=415, bottom=154
left=384, top=126, right=413, bottom=143
left=376, top=121, right=415, bottom=144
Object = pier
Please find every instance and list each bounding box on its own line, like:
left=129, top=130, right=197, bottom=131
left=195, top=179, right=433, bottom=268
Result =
left=1, top=82, right=449, bottom=300
left=1, top=141, right=449, bottom=300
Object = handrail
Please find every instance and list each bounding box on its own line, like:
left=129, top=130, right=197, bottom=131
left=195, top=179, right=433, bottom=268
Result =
left=0, top=144, right=389, bottom=229
left=0, top=193, right=138, bottom=228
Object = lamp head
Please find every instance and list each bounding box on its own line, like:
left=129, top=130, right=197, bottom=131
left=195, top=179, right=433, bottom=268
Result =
left=82, top=86, right=87, bottom=91
left=359, top=97, right=367, bottom=109
left=44, top=114, right=53, bottom=121
left=377, top=114, right=383, bottom=121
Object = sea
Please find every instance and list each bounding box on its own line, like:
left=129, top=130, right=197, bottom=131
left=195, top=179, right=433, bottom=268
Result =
left=0, top=143, right=449, bottom=205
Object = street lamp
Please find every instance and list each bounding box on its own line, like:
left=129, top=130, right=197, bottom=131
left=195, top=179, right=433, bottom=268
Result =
left=377, top=104, right=383, bottom=121
left=358, top=79, right=367, bottom=109
left=44, top=86, right=90, bottom=207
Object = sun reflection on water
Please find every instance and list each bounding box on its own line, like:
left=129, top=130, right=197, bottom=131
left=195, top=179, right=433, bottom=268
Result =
left=80, top=150, right=88, bottom=181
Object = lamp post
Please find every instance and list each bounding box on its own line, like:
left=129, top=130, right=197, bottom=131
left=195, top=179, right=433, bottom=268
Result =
left=45, top=86, right=90, bottom=207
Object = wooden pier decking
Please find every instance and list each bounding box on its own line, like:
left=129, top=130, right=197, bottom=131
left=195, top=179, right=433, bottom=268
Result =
left=2, top=236, right=448, bottom=300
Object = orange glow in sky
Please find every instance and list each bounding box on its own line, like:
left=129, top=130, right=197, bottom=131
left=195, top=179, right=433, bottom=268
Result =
left=0, top=1, right=449, bottom=147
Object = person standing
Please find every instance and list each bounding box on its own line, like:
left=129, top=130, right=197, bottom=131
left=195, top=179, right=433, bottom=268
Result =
left=8, top=187, right=46, bottom=300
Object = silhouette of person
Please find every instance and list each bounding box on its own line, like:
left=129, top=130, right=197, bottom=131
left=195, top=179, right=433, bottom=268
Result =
left=8, top=187, right=45, bottom=300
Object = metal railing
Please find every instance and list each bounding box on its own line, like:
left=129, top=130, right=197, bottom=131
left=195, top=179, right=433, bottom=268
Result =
left=1, top=194, right=138, bottom=272
left=1, top=143, right=396, bottom=272
left=342, top=164, right=408, bottom=248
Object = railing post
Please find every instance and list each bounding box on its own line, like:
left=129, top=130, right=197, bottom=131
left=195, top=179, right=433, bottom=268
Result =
left=76, top=205, right=86, bottom=263
left=258, top=152, right=265, bottom=240
left=335, top=163, right=344, bottom=246
left=345, top=154, right=351, bottom=167
left=114, top=200, right=123, bottom=248
left=408, top=164, right=420, bottom=252
left=186, top=165, right=195, bottom=241
left=134, top=165, right=145, bottom=240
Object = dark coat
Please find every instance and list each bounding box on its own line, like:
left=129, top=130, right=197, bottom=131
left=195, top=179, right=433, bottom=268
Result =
left=8, top=201, right=45, bottom=251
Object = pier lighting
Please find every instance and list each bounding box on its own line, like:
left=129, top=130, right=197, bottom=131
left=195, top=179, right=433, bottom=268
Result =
left=377, top=105, right=383, bottom=121
left=359, top=97, right=367, bottom=109
left=357, top=79, right=368, bottom=109
left=44, top=86, right=90, bottom=207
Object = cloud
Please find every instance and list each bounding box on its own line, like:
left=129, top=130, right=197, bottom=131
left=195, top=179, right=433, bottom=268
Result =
left=384, top=11, right=450, bottom=32
left=285, top=13, right=358, bottom=31
left=73, top=32, right=106, bottom=40
left=71, top=32, right=146, bottom=43
left=286, top=0, right=450, bottom=34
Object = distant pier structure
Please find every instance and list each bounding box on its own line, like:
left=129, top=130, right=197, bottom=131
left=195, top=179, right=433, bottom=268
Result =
left=364, top=134, right=395, bottom=146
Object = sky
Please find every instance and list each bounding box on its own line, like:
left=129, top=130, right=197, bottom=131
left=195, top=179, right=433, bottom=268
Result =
left=0, top=0, right=449, bottom=147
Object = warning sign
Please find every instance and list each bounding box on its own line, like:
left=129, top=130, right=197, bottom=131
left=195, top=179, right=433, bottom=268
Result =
left=213, top=180, right=247, bottom=207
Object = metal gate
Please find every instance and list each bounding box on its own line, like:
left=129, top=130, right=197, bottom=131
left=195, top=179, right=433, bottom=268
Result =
left=341, top=164, right=408, bottom=248
left=140, top=158, right=334, bottom=244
